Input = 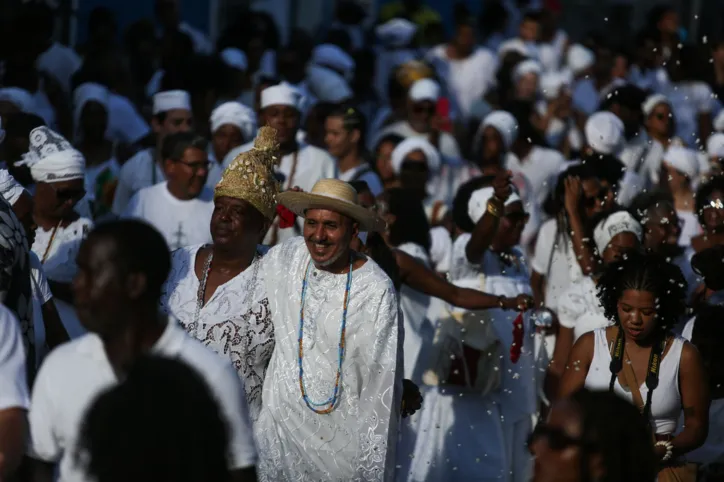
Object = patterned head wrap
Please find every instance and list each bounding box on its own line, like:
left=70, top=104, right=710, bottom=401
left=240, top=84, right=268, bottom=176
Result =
left=214, top=126, right=280, bottom=220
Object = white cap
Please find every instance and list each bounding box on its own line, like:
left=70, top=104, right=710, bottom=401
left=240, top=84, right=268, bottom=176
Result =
left=210, top=101, right=256, bottom=140
left=513, top=59, right=542, bottom=83
left=468, top=186, right=522, bottom=224
left=707, top=133, right=724, bottom=158
left=540, top=71, right=569, bottom=100
left=663, top=145, right=699, bottom=179
left=408, top=78, right=440, bottom=103
left=714, top=110, right=724, bottom=133
left=642, top=94, right=671, bottom=116
left=482, top=111, right=519, bottom=150
left=390, top=137, right=441, bottom=174
left=152, top=90, right=191, bottom=115
left=260, top=85, right=301, bottom=110
left=220, top=48, right=248, bottom=72
left=311, top=44, right=355, bottom=80
left=585, top=111, right=624, bottom=155
left=306, top=65, right=353, bottom=104
left=376, top=18, right=417, bottom=48
left=593, top=211, right=642, bottom=254
left=567, top=44, right=595, bottom=76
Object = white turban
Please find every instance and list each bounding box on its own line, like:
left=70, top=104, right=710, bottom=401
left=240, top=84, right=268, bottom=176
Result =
left=593, top=211, right=642, bottom=254
left=663, top=145, right=699, bottom=179
left=714, top=110, right=724, bottom=133
left=468, top=186, right=522, bottom=224
left=585, top=111, right=624, bottom=155
left=513, top=59, right=542, bottom=83
left=0, top=170, right=26, bottom=206
left=408, top=78, right=440, bottom=103
left=376, top=19, right=417, bottom=48
left=482, top=111, right=519, bottom=150
left=220, top=48, right=248, bottom=72
left=210, top=102, right=256, bottom=140
left=261, top=85, right=301, bottom=110
left=311, top=44, right=355, bottom=81
left=391, top=137, right=441, bottom=174
left=707, top=133, right=724, bottom=158
left=73, top=83, right=110, bottom=132
left=567, top=44, right=595, bottom=76
left=17, top=127, right=85, bottom=183
left=152, top=90, right=192, bottom=115
left=540, top=71, right=569, bottom=100
left=306, top=65, right=353, bottom=104
left=642, top=94, right=670, bottom=116
left=0, top=87, right=37, bottom=113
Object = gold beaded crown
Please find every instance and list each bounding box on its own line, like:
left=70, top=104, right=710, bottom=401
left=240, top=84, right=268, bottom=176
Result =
left=214, top=126, right=280, bottom=220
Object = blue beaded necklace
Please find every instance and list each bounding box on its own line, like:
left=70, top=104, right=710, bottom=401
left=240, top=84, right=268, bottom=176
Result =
left=297, top=256, right=353, bottom=414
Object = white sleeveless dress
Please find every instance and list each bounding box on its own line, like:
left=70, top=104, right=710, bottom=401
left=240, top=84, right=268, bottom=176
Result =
left=584, top=328, right=684, bottom=434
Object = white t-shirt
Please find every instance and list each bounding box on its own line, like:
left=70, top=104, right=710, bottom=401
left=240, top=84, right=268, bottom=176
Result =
left=338, top=164, right=384, bottom=196
left=557, top=276, right=612, bottom=341
left=531, top=218, right=583, bottom=312
left=112, top=148, right=162, bottom=215
left=666, top=81, right=714, bottom=147
left=426, top=45, right=498, bottom=119
left=107, top=94, right=151, bottom=146
left=28, top=320, right=257, bottom=482
left=0, top=304, right=29, bottom=411
left=505, top=147, right=565, bottom=207
left=123, top=182, right=214, bottom=250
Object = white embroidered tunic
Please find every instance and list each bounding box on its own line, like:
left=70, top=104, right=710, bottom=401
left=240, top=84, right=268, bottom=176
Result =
left=255, top=237, right=402, bottom=481
left=160, top=244, right=274, bottom=421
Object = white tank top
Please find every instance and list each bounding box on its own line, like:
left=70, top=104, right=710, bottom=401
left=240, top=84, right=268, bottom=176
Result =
left=584, top=328, right=684, bottom=434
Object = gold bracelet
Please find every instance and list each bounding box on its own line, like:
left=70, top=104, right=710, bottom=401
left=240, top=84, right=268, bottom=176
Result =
left=487, top=200, right=503, bottom=217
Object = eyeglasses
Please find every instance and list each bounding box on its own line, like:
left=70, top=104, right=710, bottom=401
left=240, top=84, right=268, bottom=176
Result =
left=49, top=184, right=86, bottom=203
left=527, top=424, right=588, bottom=453
left=174, top=159, right=211, bottom=172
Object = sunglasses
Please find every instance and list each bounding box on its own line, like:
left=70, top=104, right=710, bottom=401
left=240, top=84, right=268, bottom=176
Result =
left=400, top=160, right=429, bottom=173
left=527, top=424, right=588, bottom=453
left=583, top=190, right=608, bottom=208
left=49, top=184, right=86, bottom=202
left=412, top=104, right=435, bottom=115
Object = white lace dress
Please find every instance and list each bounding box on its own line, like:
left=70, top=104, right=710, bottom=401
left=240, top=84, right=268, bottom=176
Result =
left=31, top=217, right=92, bottom=339
left=255, top=237, right=402, bottom=482
left=160, top=244, right=273, bottom=422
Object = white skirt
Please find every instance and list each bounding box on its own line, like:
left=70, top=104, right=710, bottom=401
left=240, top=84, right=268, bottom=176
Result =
left=400, top=387, right=506, bottom=482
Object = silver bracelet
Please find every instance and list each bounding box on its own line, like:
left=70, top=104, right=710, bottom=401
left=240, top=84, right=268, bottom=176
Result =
left=655, top=440, right=674, bottom=462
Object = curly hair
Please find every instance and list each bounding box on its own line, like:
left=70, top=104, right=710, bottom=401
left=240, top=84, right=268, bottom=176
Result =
left=569, top=389, right=657, bottom=482
left=76, top=356, right=231, bottom=482
left=596, top=251, right=687, bottom=331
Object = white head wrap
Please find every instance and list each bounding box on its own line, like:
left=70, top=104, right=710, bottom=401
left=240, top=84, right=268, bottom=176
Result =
left=220, top=48, right=248, bottom=72
left=467, top=186, right=523, bottom=224
left=311, top=44, right=355, bottom=81
left=210, top=102, right=257, bottom=140
left=540, top=71, right=569, bottom=100
left=567, top=44, right=595, bottom=76
left=17, top=127, right=85, bottom=183
left=408, top=78, right=440, bottom=103
left=707, top=133, right=724, bottom=158
left=0, top=87, right=37, bottom=113
left=390, top=137, right=441, bottom=174
left=306, top=65, right=353, bottom=104
left=714, top=110, right=724, bottom=133
left=0, top=170, right=26, bottom=206
left=73, top=83, right=110, bottom=133
left=513, top=59, right=542, bottom=83
left=376, top=19, right=417, bottom=48
left=152, top=90, right=192, bottom=115
left=585, top=111, right=624, bottom=155
left=482, top=111, right=519, bottom=150
left=663, top=145, right=699, bottom=179
left=642, top=94, right=671, bottom=117
left=593, top=211, right=642, bottom=254
left=260, top=85, right=301, bottom=110
left=498, top=38, right=531, bottom=58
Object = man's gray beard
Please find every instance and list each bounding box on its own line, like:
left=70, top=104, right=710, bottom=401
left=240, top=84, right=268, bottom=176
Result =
left=309, top=234, right=352, bottom=270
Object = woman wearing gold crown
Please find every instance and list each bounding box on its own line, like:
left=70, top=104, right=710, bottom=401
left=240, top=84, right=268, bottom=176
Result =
left=160, top=126, right=280, bottom=422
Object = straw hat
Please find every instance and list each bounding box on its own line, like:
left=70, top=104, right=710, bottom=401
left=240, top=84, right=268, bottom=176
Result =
left=277, top=179, right=385, bottom=232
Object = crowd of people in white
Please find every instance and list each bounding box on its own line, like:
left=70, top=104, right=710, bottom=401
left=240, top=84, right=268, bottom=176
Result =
left=0, top=0, right=724, bottom=481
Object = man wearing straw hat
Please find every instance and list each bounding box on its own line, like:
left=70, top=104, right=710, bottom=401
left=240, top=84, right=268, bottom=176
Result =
left=254, top=178, right=402, bottom=481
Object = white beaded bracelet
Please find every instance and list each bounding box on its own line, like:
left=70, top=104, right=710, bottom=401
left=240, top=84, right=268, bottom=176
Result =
left=655, top=440, right=674, bottom=462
